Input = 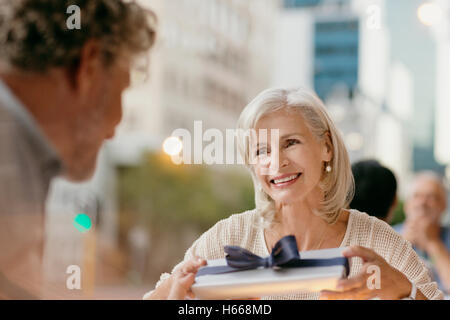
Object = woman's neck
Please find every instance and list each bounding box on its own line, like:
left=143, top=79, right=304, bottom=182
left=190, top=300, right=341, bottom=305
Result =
left=272, top=202, right=330, bottom=251
left=264, top=193, right=348, bottom=252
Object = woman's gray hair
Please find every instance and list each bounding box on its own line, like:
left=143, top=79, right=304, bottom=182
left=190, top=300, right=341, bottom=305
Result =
left=0, top=0, right=156, bottom=73
left=237, top=87, right=354, bottom=228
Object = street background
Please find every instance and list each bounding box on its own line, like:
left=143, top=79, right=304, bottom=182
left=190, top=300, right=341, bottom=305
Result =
left=40, top=0, right=450, bottom=299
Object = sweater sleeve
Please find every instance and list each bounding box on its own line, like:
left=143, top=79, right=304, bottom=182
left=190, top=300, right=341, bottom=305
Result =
left=371, top=217, right=444, bottom=300
left=152, top=217, right=230, bottom=291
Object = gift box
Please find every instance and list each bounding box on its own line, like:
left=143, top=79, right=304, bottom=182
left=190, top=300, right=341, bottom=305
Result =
left=191, top=236, right=349, bottom=299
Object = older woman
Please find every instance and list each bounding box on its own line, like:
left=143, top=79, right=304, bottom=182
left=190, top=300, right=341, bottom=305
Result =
left=146, top=87, right=443, bottom=300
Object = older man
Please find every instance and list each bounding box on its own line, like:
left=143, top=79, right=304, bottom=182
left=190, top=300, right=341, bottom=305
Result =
left=0, top=0, right=204, bottom=299
left=394, top=171, right=450, bottom=293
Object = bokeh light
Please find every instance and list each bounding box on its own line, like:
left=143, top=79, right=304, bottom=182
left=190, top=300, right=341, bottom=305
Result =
left=417, top=2, right=443, bottom=26
left=162, top=136, right=183, bottom=156
left=346, top=132, right=364, bottom=151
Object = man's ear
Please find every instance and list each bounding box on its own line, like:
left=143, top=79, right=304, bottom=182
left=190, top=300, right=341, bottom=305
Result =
left=70, top=40, right=103, bottom=100
left=322, top=131, right=333, bottom=162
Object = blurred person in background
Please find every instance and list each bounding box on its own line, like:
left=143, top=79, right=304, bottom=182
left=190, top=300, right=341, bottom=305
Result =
left=394, top=172, right=450, bottom=294
left=350, top=159, right=398, bottom=224
left=0, top=0, right=203, bottom=299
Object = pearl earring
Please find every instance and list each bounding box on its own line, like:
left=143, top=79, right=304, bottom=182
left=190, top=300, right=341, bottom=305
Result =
left=326, top=164, right=332, bottom=173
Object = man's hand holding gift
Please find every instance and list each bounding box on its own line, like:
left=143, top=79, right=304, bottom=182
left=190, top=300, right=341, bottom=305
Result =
left=144, top=257, right=206, bottom=300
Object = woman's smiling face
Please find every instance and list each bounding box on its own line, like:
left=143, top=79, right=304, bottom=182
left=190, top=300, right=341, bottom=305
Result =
left=252, top=108, right=332, bottom=205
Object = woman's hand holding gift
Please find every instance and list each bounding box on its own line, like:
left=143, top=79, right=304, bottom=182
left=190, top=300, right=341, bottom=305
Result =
left=319, top=246, right=421, bottom=300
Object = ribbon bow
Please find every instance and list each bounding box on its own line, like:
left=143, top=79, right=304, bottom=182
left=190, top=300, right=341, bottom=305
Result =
left=196, top=235, right=349, bottom=277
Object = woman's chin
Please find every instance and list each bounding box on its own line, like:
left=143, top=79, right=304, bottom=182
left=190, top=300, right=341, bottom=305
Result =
left=270, top=190, right=304, bottom=204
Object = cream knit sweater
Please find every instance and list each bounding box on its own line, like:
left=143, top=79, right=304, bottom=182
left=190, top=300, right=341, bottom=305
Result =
left=151, top=209, right=443, bottom=300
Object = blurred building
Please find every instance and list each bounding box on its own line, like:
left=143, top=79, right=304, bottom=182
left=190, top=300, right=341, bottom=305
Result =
left=430, top=0, right=450, bottom=224
left=44, top=0, right=280, bottom=295
left=118, top=0, right=277, bottom=138
left=41, top=0, right=450, bottom=294
left=432, top=0, right=450, bottom=175
left=272, top=0, right=448, bottom=205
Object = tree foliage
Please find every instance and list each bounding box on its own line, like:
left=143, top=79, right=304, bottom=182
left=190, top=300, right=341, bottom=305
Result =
left=117, top=152, right=255, bottom=231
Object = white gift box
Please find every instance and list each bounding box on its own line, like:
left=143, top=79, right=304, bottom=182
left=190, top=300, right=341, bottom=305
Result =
left=192, top=247, right=349, bottom=300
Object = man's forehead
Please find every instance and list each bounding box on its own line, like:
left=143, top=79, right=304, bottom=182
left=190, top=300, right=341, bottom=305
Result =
left=412, top=177, right=446, bottom=196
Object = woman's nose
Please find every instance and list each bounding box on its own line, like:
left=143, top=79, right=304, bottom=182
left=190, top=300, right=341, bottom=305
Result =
left=280, top=156, right=289, bottom=167
left=268, top=152, right=289, bottom=172
left=277, top=151, right=290, bottom=168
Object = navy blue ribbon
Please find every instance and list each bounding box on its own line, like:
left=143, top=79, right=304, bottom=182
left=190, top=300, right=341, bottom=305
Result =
left=196, top=235, right=349, bottom=277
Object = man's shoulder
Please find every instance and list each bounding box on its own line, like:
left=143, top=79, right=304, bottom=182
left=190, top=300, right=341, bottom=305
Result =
left=0, top=102, right=24, bottom=162
left=0, top=88, right=24, bottom=127
left=0, top=101, right=50, bottom=213
left=0, top=95, right=61, bottom=181
left=0, top=99, right=31, bottom=151
left=0, top=100, right=18, bottom=129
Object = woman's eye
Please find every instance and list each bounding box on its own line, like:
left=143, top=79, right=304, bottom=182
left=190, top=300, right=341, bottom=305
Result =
left=286, top=139, right=300, bottom=147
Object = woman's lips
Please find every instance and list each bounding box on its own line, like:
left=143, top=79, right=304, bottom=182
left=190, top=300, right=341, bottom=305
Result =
left=269, top=173, right=302, bottom=188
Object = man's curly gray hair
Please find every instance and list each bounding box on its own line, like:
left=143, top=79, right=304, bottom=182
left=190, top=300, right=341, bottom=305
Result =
left=0, top=0, right=156, bottom=72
